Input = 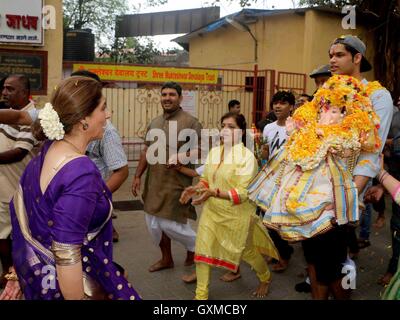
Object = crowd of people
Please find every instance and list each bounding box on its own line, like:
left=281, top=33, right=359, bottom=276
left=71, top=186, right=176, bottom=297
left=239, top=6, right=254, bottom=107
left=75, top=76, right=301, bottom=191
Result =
left=0, top=34, right=399, bottom=300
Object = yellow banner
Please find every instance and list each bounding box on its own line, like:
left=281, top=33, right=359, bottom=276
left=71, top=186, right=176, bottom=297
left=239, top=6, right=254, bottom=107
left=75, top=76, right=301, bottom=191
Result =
left=72, top=63, right=219, bottom=84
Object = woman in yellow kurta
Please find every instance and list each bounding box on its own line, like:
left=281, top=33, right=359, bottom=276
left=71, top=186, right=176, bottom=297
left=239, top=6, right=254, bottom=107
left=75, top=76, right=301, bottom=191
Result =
left=180, top=112, right=279, bottom=300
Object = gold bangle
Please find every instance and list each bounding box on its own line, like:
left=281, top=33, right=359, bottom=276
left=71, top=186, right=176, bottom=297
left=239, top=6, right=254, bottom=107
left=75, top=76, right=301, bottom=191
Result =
left=4, top=272, right=18, bottom=281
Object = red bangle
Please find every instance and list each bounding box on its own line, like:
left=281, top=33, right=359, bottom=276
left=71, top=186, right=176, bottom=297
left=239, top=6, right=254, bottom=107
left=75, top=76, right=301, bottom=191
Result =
left=199, top=179, right=209, bottom=189
left=229, top=188, right=241, bottom=205
left=216, top=188, right=220, bottom=198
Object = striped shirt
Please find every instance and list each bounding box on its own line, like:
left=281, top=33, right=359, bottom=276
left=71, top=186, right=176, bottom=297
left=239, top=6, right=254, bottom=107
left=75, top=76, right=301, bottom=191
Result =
left=0, top=101, right=39, bottom=202
left=85, top=121, right=127, bottom=181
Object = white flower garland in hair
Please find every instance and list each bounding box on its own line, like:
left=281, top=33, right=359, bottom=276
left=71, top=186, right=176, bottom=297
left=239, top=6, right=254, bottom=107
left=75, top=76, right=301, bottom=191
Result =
left=38, top=102, right=65, bottom=140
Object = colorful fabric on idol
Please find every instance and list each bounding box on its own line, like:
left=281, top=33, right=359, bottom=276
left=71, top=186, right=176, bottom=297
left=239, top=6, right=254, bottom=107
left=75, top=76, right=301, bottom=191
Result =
left=247, top=75, right=381, bottom=241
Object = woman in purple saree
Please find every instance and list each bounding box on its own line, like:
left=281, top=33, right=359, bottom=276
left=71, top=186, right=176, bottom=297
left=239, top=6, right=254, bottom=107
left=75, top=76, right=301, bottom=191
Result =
left=1, top=77, right=141, bottom=300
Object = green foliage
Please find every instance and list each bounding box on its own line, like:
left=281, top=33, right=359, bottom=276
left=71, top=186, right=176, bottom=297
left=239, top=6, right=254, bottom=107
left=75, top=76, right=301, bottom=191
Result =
left=300, top=0, right=400, bottom=93
left=146, top=0, right=169, bottom=6
left=63, top=0, right=127, bottom=31
left=96, top=38, right=161, bottom=64
left=63, top=0, right=166, bottom=61
left=298, top=0, right=362, bottom=7
left=63, top=0, right=128, bottom=49
left=208, top=0, right=258, bottom=7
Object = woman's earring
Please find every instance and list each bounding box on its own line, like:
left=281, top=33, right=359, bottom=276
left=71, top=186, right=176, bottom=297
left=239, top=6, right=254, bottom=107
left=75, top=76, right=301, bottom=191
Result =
left=83, top=123, right=89, bottom=130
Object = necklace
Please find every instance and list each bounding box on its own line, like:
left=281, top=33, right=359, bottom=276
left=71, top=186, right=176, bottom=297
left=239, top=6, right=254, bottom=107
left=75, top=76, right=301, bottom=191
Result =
left=62, top=138, right=84, bottom=155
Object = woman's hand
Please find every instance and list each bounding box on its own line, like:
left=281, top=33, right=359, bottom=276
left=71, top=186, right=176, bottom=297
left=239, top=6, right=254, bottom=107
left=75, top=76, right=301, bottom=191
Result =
left=0, top=279, right=22, bottom=300
left=192, top=189, right=216, bottom=205
left=179, top=186, right=198, bottom=204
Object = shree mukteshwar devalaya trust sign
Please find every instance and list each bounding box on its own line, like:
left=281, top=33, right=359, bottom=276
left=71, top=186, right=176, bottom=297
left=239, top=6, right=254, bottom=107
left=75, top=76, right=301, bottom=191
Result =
left=73, top=63, right=219, bottom=85
left=0, top=0, right=44, bottom=46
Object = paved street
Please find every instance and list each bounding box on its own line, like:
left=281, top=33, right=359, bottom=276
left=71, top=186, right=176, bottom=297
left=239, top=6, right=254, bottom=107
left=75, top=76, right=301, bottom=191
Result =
left=1, top=166, right=394, bottom=300
left=111, top=168, right=393, bottom=300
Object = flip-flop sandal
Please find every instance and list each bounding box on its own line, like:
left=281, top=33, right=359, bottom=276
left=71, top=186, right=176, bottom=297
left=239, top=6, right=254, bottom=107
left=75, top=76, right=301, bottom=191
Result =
left=271, top=262, right=288, bottom=272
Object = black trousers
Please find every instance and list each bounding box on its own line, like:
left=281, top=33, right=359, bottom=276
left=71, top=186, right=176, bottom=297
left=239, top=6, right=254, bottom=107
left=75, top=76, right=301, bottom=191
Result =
left=268, top=228, right=294, bottom=261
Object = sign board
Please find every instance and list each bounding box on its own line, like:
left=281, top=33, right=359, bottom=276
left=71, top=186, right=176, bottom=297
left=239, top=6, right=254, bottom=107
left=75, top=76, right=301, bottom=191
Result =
left=73, top=63, right=219, bottom=85
left=0, top=49, right=48, bottom=95
left=0, top=0, right=44, bottom=46
left=181, top=90, right=197, bottom=117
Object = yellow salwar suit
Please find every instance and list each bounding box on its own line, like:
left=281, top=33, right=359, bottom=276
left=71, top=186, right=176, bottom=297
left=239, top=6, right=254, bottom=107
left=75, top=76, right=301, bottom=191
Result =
left=194, top=143, right=279, bottom=300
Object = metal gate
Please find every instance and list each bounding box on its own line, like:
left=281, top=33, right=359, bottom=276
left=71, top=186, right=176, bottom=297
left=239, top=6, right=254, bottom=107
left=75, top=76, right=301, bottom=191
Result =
left=277, top=71, right=307, bottom=95
left=64, top=62, right=306, bottom=161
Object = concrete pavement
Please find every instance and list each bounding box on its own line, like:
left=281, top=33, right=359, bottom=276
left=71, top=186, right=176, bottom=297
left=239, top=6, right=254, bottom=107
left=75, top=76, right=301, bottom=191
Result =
left=1, top=167, right=394, bottom=300
left=111, top=169, right=393, bottom=300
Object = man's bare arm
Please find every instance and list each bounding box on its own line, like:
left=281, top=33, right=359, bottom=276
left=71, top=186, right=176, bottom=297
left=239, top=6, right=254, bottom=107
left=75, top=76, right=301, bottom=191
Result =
left=0, top=148, right=29, bottom=164
left=0, top=110, right=33, bottom=126
left=106, top=165, right=129, bottom=194
left=353, top=175, right=370, bottom=195
left=132, top=146, right=148, bottom=197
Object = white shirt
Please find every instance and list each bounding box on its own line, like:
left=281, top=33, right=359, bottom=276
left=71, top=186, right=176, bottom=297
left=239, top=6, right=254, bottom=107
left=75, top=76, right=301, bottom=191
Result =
left=262, top=121, right=288, bottom=159
left=195, top=164, right=205, bottom=176
left=353, top=79, right=393, bottom=178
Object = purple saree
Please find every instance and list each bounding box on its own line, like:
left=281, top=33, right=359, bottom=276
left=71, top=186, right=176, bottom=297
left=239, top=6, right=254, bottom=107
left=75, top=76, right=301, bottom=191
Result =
left=9, top=141, right=141, bottom=300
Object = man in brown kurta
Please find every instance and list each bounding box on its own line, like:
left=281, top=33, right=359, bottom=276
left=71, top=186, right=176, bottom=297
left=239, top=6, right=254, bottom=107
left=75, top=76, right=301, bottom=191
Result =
left=132, top=82, right=202, bottom=272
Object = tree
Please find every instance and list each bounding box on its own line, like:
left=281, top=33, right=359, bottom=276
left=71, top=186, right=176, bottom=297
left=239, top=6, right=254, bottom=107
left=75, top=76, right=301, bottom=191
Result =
left=63, top=0, right=128, bottom=40
left=97, top=38, right=161, bottom=64
left=63, top=0, right=167, bottom=60
left=299, top=0, right=400, bottom=97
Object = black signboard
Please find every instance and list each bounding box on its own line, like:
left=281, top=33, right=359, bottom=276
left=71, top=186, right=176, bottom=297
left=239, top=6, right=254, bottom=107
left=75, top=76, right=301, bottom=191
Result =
left=0, top=49, right=48, bottom=95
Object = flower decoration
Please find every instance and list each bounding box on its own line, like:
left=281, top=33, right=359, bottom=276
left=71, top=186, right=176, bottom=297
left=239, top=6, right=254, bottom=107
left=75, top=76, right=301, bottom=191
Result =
left=285, top=75, right=381, bottom=171
left=38, top=102, right=65, bottom=140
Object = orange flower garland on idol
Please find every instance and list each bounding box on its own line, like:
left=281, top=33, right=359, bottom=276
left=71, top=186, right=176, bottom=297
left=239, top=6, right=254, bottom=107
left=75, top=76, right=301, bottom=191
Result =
left=285, top=75, right=381, bottom=171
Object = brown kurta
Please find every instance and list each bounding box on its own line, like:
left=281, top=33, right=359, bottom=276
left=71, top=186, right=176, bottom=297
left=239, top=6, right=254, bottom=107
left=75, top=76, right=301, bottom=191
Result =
left=142, top=107, right=202, bottom=224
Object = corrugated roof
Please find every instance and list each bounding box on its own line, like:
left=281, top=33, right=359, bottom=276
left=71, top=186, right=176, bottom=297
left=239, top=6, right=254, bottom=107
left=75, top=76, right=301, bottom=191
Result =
left=173, top=6, right=342, bottom=50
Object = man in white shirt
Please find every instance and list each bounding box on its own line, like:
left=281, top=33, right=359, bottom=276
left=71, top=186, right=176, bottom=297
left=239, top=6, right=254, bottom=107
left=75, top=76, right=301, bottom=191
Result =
left=262, top=91, right=295, bottom=160
left=261, top=90, right=296, bottom=273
